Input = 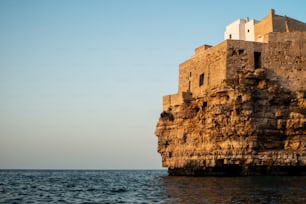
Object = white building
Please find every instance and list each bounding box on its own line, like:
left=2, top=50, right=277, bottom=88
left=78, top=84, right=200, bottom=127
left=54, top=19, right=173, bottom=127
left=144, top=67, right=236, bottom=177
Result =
left=224, top=17, right=257, bottom=41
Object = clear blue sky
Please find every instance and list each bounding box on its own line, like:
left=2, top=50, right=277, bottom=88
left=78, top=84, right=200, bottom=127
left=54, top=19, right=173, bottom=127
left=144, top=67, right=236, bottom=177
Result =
left=1, top=0, right=305, bottom=169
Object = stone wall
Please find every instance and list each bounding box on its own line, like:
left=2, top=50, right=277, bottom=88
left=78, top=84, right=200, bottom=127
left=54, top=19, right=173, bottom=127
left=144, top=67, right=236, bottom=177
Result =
left=178, top=41, right=227, bottom=98
left=156, top=65, right=306, bottom=175
left=226, top=40, right=263, bottom=85
left=163, top=94, right=181, bottom=111
left=254, top=10, right=273, bottom=42
left=254, top=9, right=306, bottom=42
left=263, top=32, right=306, bottom=92
left=165, top=32, right=306, bottom=111
left=273, top=15, right=306, bottom=32
left=156, top=31, right=306, bottom=176
left=225, top=32, right=306, bottom=93
left=156, top=10, right=306, bottom=175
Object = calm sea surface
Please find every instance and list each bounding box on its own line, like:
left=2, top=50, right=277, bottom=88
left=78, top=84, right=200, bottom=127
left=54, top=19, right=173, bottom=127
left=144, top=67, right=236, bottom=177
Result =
left=0, top=170, right=305, bottom=204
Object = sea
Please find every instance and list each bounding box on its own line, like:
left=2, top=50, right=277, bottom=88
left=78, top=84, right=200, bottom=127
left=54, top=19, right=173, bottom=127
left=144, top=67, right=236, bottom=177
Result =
left=0, top=170, right=306, bottom=204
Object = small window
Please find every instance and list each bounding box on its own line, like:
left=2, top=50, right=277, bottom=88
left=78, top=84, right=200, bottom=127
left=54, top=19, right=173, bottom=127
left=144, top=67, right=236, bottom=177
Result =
left=247, top=29, right=250, bottom=33
left=202, top=102, right=207, bottom=110
left=189, top=72, right=192, bottom=77
left=182, top=134, right=187, bottom=144
left=254, top=52, right=261, bottom=68
left=229, top=34, right=232, bottom=39
left=199, top=73, right=204, bottom=86
left=239, top=49, right=244, bottom=55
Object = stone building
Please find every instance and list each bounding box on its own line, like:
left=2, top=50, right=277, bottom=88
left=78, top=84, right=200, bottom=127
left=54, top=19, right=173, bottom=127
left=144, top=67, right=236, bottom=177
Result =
left=163, top=9, right=306, bottom=111
left=156, top=9, right=306, bottom=175
left=224, top=17, right=257, bottom=41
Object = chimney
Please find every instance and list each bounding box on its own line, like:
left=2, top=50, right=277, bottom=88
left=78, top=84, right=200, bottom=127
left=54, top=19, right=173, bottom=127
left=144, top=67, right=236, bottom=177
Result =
left=269, top=9, right=275, bottom=16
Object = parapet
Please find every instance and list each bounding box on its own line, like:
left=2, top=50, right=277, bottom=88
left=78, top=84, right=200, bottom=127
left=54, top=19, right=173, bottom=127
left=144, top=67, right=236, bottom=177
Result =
left=195, top=44, right=212, bottom=55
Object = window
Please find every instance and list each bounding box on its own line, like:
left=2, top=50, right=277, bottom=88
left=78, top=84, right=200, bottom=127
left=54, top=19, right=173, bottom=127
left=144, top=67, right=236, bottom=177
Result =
left=199, top=73, right=204, bottom=86
left=254, top=52, right=261, bottom=68
left=202, top=102, right=207, bottom=110
left=188, top=72, right=192, bottom=91
left=229, top=34, right=232, bottom=39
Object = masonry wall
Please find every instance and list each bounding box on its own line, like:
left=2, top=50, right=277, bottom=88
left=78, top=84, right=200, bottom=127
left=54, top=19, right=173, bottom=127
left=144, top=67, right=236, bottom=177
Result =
left=273, top=15, right=306, bottom=32
left=163, top=42, right=227, bottom=110
left=163, top=32, right=306, bottom=111
left=178, top=41, right=228, bottom=97
left=162, top=94, right=181, bottom=111
left=226, top=40, right=263, bottom=85
left=254, top=13, right=273, bottom=42
left=286, top=17, right=306, bottom=31
left=157, top=11, right=306, bottom=176
left=225, top=33, right=306, bottom=92
left=255, top=10, right=306, bottom=42
left=263, top=32, right=306, bottom=92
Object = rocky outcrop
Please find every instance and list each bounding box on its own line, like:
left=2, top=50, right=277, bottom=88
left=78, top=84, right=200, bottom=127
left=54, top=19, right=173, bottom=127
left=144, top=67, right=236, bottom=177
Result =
left=155, top=67, right=306, bottom=176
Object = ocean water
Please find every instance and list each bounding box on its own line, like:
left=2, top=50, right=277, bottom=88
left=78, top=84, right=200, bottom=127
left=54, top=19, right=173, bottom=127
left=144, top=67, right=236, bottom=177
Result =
left=0, top=170, right=306, bottom=204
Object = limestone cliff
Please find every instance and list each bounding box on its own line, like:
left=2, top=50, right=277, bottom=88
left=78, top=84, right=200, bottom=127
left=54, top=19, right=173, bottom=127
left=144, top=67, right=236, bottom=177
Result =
left=155, top=10, right=306, bottom=176
left=155, top=67, right=306, bottom=175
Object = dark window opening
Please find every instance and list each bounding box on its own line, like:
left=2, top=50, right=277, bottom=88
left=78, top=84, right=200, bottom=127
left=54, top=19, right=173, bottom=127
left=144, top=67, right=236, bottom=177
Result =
left=194, top=107, right=200, bottom=113
left=168, top=152, right=172, bottom=158
left=254, top=52, right=261, bottom=69
left=216, top=159, right=224, bottom=167
left=235, top=96, right=242, bottom=115
left=188, top=72, right=192, bottom=91
left=247, top=29, right=250, bottom=33
left=182, top=134, right=187, bottom=144
left=239, top=49, right=244, bottom=55
left=202, top=102, right=207, bottom=111
left=229, top=34, right=232, bottom=39
left=165, top=141, right=169, bottom=147
left=199, top=73, right=204, bottom=86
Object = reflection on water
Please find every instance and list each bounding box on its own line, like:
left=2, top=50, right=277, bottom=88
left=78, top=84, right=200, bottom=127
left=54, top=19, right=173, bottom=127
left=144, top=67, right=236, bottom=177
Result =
left=0, top=170, right=305, bottom=203
left=160, top=176, right=306, bottom=203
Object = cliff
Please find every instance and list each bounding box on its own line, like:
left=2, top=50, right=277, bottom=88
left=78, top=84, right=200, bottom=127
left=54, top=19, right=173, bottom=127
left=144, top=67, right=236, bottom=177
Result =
left=155, top=11, right=306, bottom=175
left=155, top=66, right=306, bottom=175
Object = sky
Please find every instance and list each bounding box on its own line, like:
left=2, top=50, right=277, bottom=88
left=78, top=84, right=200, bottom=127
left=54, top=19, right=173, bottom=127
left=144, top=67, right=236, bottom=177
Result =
left=1, top=0, right=306, bottom=169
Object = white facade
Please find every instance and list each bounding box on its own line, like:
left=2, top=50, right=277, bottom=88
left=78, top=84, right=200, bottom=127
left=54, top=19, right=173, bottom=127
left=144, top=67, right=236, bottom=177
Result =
left=224, top=19, right=246, bottom=40
left=245, top=19, right=256, bottom=41
left=224, top=18, right=257, bottom=41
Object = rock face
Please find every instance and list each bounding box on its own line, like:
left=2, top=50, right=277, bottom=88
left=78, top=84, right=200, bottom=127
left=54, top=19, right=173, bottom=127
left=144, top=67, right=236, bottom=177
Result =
left=155, top=11, right=306, bottom=176
left=155, top=69, right=306, bottom=176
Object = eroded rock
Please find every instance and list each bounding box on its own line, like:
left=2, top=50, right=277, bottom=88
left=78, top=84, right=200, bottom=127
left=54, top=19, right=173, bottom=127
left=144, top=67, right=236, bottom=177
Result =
left=155, top=10, right=306, bottom=176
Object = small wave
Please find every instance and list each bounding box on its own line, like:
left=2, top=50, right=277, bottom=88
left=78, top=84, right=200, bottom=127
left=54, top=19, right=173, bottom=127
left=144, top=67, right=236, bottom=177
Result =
left=111, top=188, right=128, bottom=193
left=86, top=188, right=96, bottom=192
